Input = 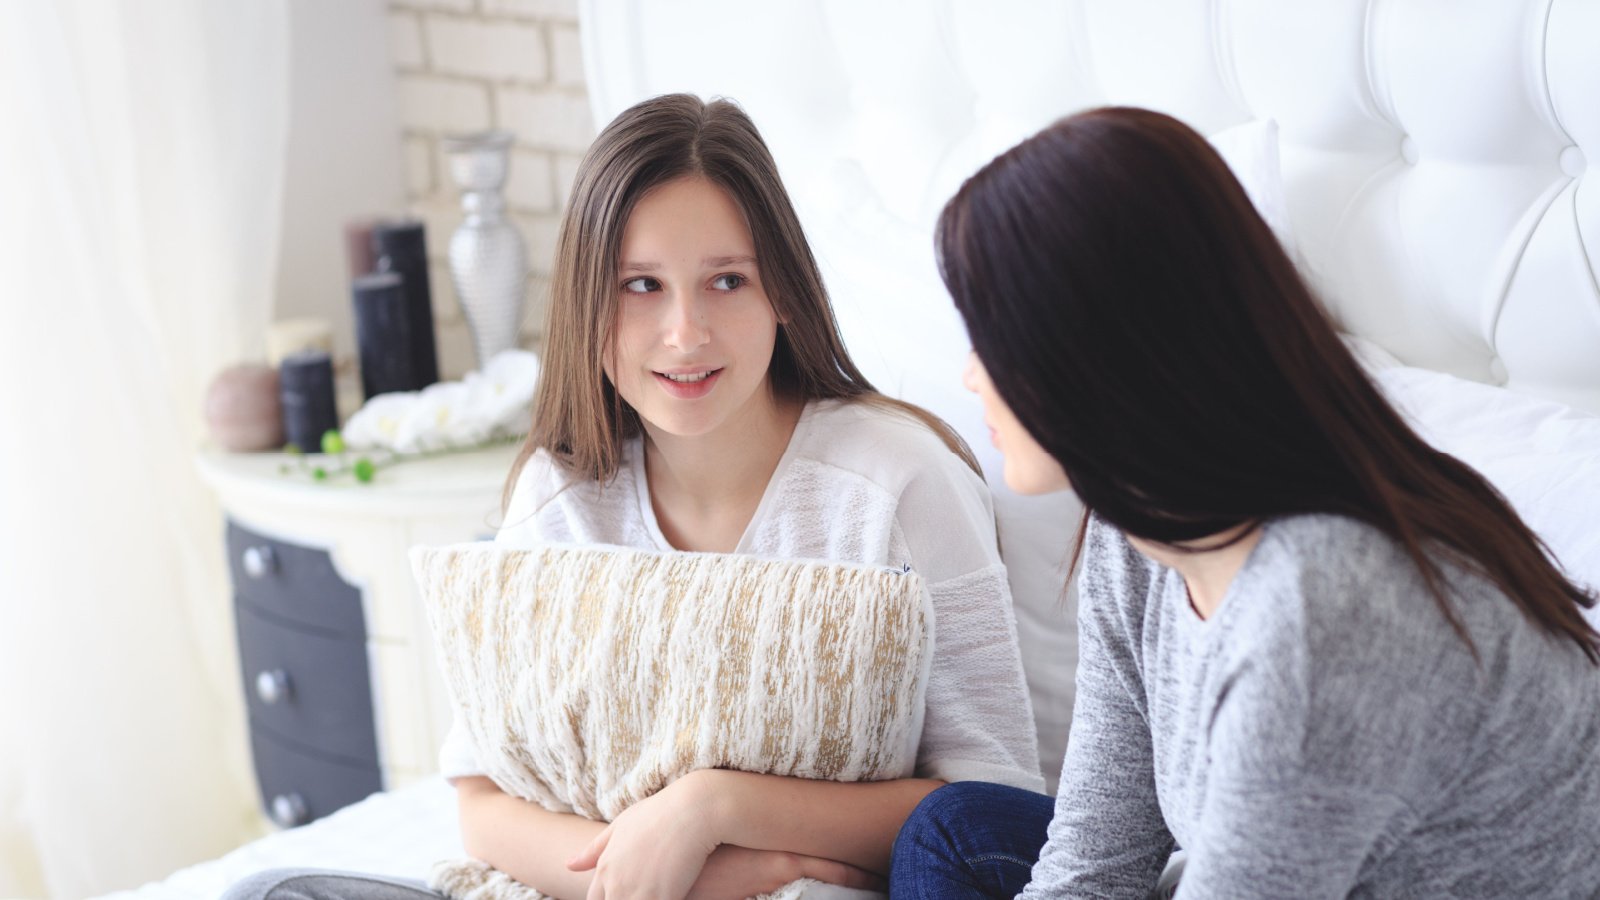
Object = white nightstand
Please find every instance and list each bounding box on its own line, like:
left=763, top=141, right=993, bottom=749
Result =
left=197, top=442, right=519, bottom=826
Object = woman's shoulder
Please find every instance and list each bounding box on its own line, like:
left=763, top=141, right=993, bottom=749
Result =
left=1233, top=514, right=1413, bottom=629
left=1228, top=513, right=1518, bottom=671
left=1246, top=514, right=1433, bottom=615
left=1078, top=514, right=1164, bottom=624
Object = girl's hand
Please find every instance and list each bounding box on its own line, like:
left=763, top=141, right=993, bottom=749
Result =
left=689, top=845, right=885, bottom=900
left=567, top=770, right=724, bottom=900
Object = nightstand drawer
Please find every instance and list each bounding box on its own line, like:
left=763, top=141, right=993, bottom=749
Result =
left=227, top=520, right=365, bottom=638
left=249, top=728, right=383, bottom=828
left=236, top=601, right=380, bottom=765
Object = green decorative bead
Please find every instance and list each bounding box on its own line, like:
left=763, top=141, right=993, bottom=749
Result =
left=321, top=429, right=346, bottom=455
left=312, top=466, right=328, bottom=481
left=353, top=457, right=376, bottom=483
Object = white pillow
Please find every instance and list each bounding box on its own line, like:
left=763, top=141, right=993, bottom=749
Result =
left=1208, top=118, right=1298, bottom=262
left=1371, top=365, right=1600, bottom=613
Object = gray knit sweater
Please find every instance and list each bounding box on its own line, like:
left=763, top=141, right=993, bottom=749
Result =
left=1022, top=514, right=1600, bottom=899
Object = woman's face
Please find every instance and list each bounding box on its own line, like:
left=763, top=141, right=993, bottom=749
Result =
left=606, top=175, right=781, bottom=440
left=963, top=352, right=1070, bottom=495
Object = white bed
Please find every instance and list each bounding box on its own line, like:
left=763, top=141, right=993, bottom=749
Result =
left=103, top=1, right=1600, bottom=896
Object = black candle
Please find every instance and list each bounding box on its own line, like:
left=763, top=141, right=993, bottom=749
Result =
left=279, top=350, right=339, bottom=454
left=343, top=217, right=379, bottom=280
left=370, top=219, right=439, bottom=389
left=351, top=271, right=425, bottom=399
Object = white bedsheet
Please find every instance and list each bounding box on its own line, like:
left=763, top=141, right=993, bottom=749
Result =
left=96, top=778, right=463, bottom=900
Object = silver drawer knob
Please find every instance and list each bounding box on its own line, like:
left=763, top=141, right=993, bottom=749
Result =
left=242, top=545, right=277, bottom=579
left=270, top=792, right=308, bottom=827
left=255, top=669, right=292, bottom=705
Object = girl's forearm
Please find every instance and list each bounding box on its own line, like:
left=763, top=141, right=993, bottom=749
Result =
left=695, top=770, right=945, bottom=875
left=453, top=776, right=604, bottom=900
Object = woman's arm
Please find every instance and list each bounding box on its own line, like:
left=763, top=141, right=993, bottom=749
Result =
left=1020, top=521, right=1175, bottom=899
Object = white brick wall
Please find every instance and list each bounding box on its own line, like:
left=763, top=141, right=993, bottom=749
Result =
left=389, top=14, right=426, bottom=69
left=481, top=0, right=578, bottom=19
left=398, top=75, right=492, bottom=134
left=550, top=23, right=585, bottom=87
left=495, top=87, right=595, bottom=152
left=387, top=0, right=593, bottom=378
left=425, top=18, right=548, bottom=82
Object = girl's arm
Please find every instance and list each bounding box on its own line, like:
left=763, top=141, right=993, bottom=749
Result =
left=460, top=776, right=885, bottom=900
left=570, top=769, right=943, bottom=878
left=455, top=775, right=603, bottom=900
left=696, top=770, right=945, bottom=872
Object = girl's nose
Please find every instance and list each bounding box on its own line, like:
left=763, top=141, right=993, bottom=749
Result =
left=663, top=290, right=710, bottom=352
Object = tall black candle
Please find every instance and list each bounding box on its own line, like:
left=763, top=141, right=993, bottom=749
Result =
left=370, top=219, right=439, bottom=389
left=351, top=271, right=425, bottom=399
left=279, top=350, right=339, bottom=454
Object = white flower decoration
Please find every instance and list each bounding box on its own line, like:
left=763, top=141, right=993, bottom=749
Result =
left=344, top=349, right=539, bottom=453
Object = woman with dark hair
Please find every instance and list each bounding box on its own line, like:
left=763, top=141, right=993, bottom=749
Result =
left=890, top=106, right=1600, bottom=898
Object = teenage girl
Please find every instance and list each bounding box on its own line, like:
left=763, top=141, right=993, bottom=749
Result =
left=226, top=94, right=1042, bottom=900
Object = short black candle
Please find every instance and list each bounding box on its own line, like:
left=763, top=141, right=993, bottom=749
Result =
left=279, top=350, right=339, bottom=454
left=352, top=271, right=427, bottom=399
left=370, top=220, right=439, bottom=390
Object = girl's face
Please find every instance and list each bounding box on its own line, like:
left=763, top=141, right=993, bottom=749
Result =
left=607, top=175, right=781, bottom=440
left=963, top=352, right=1070, bottom=495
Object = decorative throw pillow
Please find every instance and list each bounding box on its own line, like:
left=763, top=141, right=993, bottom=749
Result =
left=410, top=542, right=932, bottom=900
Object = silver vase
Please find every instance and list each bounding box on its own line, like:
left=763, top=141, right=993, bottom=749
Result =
left=442, top=130, right=529, bottom=371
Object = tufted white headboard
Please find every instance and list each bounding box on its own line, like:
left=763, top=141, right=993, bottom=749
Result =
left=578, top=0, right=1599, bottom=784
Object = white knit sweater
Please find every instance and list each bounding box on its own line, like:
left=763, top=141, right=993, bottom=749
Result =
left=438, top=395, right=1036, bottom=775
left=439, top=399, right=1043, bottom=791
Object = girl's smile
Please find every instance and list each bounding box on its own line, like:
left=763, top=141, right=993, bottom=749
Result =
left=653, top=367, right=723, bottom=398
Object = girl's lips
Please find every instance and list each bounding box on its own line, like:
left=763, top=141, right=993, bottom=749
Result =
left=653, top=368, right=722, bottom=399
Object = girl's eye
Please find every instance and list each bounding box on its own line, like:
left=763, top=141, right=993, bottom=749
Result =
left=711, top=273, right=746, bottom=291
left=621, top=276, right=659, bottom=294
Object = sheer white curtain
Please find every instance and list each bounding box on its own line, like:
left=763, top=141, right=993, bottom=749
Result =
left=0, top=2, right=289, bottom=896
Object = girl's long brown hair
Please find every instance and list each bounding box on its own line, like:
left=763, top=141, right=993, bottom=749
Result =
left=937, top=106, right=1598, bottom=664
left=505, top=93, right=976, bottom=510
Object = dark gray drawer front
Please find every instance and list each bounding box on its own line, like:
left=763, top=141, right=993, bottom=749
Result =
left=235, top=602, right=380, bottom=766
left=249, top=728, right=382, bottom=828
left=226, top=521, right=365, bottom=638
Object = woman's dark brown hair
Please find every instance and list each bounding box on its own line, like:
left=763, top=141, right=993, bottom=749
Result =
left=505, top=93, right=976, bottom=509
left=937, top=105, right=1598, bottom=663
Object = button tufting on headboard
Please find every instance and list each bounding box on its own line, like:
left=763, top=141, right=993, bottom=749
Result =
left=582, top=0, right=1600, bottom=416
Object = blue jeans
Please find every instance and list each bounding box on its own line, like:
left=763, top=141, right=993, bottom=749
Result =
left=890, top=781, right=1055, bottom=899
